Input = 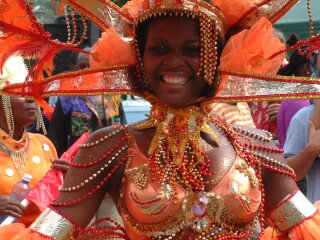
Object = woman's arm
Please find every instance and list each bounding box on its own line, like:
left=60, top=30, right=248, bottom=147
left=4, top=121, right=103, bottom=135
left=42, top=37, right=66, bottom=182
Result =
left=259, top=131, right=318, bottom=238
left=51, top=125, right=129, bottom=228
left=16, top=125, right=130, bottom=240
left=286, top=121, right=320, bottom=180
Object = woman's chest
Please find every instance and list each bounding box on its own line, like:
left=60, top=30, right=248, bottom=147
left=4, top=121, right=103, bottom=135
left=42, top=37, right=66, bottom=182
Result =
left=119, top=144, right=261, bottom=239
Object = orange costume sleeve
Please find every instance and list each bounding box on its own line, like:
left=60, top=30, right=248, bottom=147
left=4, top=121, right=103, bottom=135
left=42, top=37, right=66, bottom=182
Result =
left=0, top=224, right=50, bottom=240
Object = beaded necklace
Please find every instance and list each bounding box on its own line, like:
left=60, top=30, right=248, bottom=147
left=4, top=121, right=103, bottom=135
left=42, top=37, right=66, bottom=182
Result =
left=133, top=104, right=219, bottom=205
left=0, top=128, right=29, bottom=178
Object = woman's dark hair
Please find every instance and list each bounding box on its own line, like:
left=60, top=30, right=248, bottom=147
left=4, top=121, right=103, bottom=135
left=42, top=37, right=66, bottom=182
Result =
left=277, top=46, right=309, bottom=76
left=70, top=51, right=80, bottom=66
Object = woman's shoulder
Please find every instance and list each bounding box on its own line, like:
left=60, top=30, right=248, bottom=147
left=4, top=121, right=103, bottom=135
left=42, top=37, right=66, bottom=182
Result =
left=74, top=125, right=133, bottom=162
left=66, top=125, right=132, bottom=196
left=28, top=132, right=56, bottom=149
left=28, top=132, right=50, bottom=140
left=27, top=132, right=58, bottom=158
left=228, top=124, right=289, bottom=166
left=231, top=124, right=274, bottom=144
left=208, top=119, right=273, bottom=145
left=87, top=124, right=132, bottom=144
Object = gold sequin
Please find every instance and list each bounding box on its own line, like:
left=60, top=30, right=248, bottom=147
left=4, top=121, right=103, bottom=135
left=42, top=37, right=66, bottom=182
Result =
left=131, top=167, right=149, bottom=190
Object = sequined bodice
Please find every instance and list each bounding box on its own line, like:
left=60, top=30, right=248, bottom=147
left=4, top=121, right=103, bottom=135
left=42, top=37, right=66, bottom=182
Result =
left=119, top=131, right=261, bottom=239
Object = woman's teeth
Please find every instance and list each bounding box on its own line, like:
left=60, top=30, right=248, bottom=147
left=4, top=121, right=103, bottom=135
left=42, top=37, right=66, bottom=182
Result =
left=162, top=75, right=188, bottom=85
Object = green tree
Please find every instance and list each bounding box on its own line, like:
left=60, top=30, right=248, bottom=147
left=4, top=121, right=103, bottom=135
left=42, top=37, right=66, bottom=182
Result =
left=32, top=0, right=57, bottom=23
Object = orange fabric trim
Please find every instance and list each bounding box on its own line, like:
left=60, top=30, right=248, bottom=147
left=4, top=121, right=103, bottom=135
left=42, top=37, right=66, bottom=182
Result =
left=0, top=223, right=50, bottom=240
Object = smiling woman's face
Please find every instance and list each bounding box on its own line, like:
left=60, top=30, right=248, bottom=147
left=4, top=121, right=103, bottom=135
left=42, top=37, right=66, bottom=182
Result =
left=143, top=17, right=209, bottom=107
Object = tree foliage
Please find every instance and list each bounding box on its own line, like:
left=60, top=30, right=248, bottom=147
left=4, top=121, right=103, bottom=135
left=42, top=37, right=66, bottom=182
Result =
left=32, top=0, right=57, bottom=23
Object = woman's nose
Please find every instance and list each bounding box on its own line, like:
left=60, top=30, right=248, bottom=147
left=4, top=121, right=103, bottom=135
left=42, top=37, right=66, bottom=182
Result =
left=25, top=97, right=35, bottom=103
left=163, top=49, right=184, bottom=67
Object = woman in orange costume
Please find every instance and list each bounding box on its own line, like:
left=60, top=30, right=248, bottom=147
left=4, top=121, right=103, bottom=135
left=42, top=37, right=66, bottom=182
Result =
left=0, top=57, right=68, bottom=227
left=1, top=0, right=320, bottom=239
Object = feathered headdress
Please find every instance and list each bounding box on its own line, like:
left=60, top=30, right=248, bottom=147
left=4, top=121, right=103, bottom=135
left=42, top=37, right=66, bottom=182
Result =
left=1, top=0, right=320, bottom=108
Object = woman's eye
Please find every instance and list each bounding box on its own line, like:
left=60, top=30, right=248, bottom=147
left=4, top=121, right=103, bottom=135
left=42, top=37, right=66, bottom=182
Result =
left=148, top=45, right=169, bottom=54
left=184, top=45, right=200, bottom=56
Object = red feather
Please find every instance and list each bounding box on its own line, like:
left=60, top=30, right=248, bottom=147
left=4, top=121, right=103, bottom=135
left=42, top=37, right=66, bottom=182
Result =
left=0, top=0, right=67, bottom=111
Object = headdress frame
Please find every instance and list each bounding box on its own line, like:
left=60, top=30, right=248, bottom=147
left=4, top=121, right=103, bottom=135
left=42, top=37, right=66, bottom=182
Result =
left=225, top=0, right=299, bottom=37
left=2, top=0, right=320, bottom=104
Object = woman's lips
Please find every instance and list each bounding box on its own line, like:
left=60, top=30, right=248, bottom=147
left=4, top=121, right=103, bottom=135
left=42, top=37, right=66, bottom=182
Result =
left=25, top=107, right=36, bottom=113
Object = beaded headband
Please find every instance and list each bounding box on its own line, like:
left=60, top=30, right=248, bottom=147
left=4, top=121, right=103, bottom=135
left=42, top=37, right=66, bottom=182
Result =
left=1, top=0, right=320, bottom=108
